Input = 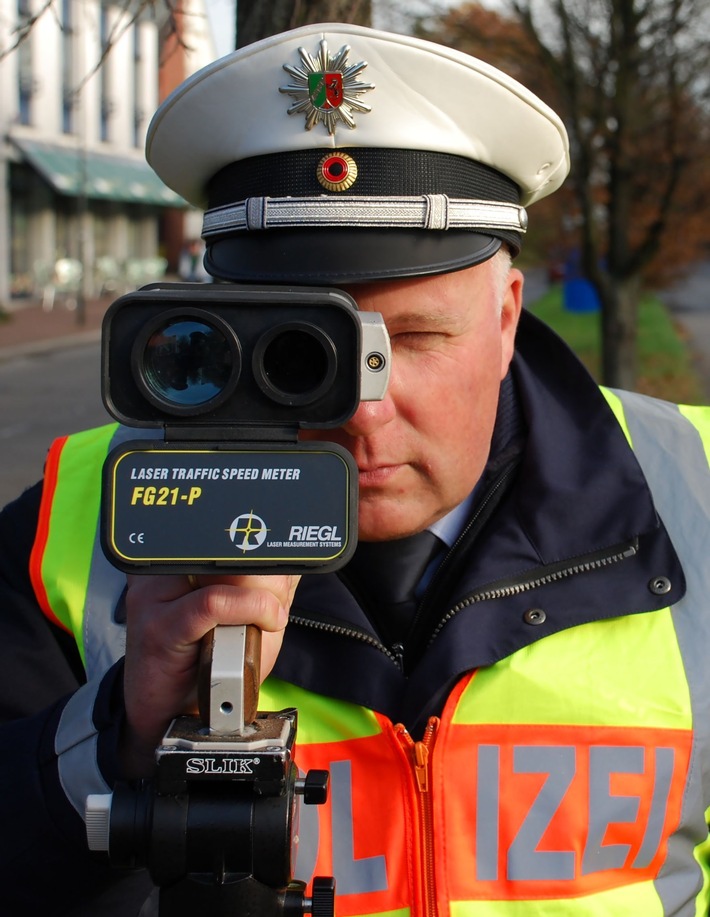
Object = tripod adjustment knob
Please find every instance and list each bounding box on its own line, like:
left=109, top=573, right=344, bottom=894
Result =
left=296, top=769, right=329, bottom=805
left=85, top=793, right=113, bottom=851
left=308, top=876, right=336, bottom=917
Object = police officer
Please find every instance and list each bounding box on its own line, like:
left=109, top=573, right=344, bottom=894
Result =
left=1, top=22, right=710, bottom=916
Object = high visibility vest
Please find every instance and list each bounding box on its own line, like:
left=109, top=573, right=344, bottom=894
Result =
left=29, top=391, right=710, bottom=914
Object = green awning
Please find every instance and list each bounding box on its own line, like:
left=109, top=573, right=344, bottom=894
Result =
left=10, top=136, right=185, bottom=207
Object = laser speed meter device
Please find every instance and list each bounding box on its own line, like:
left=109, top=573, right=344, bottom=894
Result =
left=100, top=283, right=391, bottom=574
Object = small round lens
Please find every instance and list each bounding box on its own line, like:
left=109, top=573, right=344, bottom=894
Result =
left=133, top=311, right=240, bottom=415
left=263, top=330, right=329, bottom=395
left=254, top=323, right=337, bottom=406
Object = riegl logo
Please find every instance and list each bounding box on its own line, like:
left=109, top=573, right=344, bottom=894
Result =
left=228, top=512, right=268, bottom=552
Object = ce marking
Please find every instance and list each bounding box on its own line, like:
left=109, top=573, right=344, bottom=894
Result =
left=129, top=532, right=145, bottom=544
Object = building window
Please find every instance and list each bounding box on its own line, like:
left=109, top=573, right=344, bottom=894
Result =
left=17, top=0, right=33, bottom=125
left=61, top=0, right=75, bottom=133
left=132, top=24, right=143, bottom=147
left=99, top=4, right=112, bottom=141
left=9, top=163, right=32, bottom=294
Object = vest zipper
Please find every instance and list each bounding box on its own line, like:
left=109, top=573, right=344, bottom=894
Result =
left=395, top=717, right=440, bottom=917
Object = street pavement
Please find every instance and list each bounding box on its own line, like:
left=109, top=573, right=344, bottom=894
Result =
left=0, top=294, right=106, bottom=362
left=0, top=294, right=113, bottom=507
left=659, top=261, right=710, bottom=314
left=658, top=262, right=710, bottom=400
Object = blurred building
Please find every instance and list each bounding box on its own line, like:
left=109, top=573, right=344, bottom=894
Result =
left=0, top=0, right=219, bottom=308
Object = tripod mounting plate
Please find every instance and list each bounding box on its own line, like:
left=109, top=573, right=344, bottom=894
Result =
left=156, top=708, right=297, bottom=796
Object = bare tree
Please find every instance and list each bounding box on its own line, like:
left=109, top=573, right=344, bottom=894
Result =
left=522, top=2, right=707, bottom=387
left=236, top=0, right=372, bottom=48
left=513, top=0, right=710, bottom=387
left=416, top=0, right=710, bottom=389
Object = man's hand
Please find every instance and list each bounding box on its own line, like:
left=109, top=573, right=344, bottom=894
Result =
left=121, top=573, right=298, bottom=778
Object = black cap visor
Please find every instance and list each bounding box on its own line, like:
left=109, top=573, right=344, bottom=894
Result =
left=205, top=227, right=512, bottom=285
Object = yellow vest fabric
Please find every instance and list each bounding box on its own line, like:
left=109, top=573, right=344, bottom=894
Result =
left=29, top=423, right=119, bottom=664
left=29, top=396, right=710, bottom=915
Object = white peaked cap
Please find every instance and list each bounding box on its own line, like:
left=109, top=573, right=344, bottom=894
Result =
left=146, top=22, right=570, bottom=284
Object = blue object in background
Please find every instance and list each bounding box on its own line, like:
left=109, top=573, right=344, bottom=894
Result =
left=562, top=250, right=601, bottom=313
left=564, top=278, right=601, bottom=313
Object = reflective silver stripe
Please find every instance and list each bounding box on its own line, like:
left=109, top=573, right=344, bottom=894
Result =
left=329, top=760, right=388, bottom=894
left=58, top=425, right=157, bottom=821
left=202, top=195, right=528, bottom=237
left=83, top=425, right=158, bottom=680
left=55, top=679, right=109, bottom=818
left=83, top=540, right=128, bottom=681
left=475, top=745, right=500, bottom=880
left=612, top=390, right=710, bottom=915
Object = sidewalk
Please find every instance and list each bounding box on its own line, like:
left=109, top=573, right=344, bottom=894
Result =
left=0, top=295, right=108, bottom=361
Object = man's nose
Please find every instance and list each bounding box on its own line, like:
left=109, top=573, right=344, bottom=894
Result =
left=340, top=392, right=396, bottom=436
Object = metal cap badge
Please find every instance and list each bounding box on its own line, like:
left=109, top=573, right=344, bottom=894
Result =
left=279, top=39, right=374, bottom=133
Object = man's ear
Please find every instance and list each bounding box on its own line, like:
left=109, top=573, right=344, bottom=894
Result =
left=500, top=267, right=524, bottom=379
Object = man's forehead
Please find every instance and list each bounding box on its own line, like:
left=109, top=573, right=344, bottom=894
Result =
left=344, top=262, right=499, bottom=324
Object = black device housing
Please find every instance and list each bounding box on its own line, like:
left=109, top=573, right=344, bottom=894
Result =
left=102, top=283, right=363, bottom=433
left=100, top=283, right=374, bottom=574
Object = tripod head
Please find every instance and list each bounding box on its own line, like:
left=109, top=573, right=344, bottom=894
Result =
left=86, top=628, right=336, bottom=916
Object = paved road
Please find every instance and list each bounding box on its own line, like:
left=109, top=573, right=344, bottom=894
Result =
left=0, top=341, right=109, bottom=508
left=660, top=261, right=710, bottom=399
left=676, top=309, right=710, bottom=399
left=660, top=262, right=710, bottom=314
left=520, top=266, right=549, bottom=307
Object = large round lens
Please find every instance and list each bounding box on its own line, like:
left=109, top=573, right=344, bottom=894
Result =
left=254, top=323, right=337, bottom=406
left=133, top=311, right=240, bottom=414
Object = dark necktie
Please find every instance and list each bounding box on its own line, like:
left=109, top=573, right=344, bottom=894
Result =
left=343, top=530, right=445, bottom=645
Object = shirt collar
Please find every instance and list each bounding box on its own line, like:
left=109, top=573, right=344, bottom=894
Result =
left=428, top=493, right=476, bottom=548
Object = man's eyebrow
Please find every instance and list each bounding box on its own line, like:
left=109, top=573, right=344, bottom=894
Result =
left=386, top=309, right=457, bottom=330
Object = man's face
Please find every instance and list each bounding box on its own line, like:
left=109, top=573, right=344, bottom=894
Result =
left=301, top=256, right=524, bottom=541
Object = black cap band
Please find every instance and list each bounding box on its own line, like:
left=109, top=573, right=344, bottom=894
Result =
left=206, top=148, right=522, bottom=206
left=204, top=148, right=521, bottom=284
